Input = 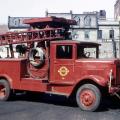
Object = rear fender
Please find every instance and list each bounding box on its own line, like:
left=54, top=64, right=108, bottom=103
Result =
left=0, top=74, right=13, bottom=88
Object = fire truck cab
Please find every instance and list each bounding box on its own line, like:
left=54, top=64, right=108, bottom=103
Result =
left=0, top=17, right=120, bottom=112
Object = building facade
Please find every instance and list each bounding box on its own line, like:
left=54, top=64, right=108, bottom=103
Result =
left=98, top=19, right=119, bottom=41
left=46, top=11, right=119, bottom=41
left=46, top=11, right=98, bottom=41
left=46, top=11, right=120, bottom=58
left=98, top=19, right=119, bottom=58
left=114, top=0, right=120, bottom=19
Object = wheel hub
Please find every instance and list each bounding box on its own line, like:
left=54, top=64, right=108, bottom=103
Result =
left=80, top=90, right=96, bottom=107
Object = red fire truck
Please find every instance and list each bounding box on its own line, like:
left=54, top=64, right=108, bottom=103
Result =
left=0, top=17, right=120, bottom=111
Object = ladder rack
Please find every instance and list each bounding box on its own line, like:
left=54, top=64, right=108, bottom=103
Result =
left=0, top=28, right=64, bottom=46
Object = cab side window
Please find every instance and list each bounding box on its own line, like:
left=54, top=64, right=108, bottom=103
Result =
left=56, top=45, right=72, bottom=59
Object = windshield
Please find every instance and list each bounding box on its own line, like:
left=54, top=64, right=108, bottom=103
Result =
left=77, top=44, right=99, bottom=59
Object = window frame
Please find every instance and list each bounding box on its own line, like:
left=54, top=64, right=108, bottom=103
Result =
left=56, top=45, right=73, bottom=59
left=84, top=30, right=90, bottom=39
left=84, top=16, right=91, bottom=27
left=109, top=29, right=114, bottom=39
left=98, top=30, right=102, bottom=39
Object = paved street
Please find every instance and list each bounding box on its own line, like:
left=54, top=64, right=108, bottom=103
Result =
left=0, top=93, right=120, bottom=120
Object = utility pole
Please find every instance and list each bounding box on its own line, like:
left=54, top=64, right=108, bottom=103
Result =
left=112, top=38, right=117, bottom=58
left=111, top=28, right=116, bottom=58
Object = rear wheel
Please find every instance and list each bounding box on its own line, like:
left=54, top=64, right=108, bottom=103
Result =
left=76, top=84, right=101, bottom=111
left=0, top=80, right=10, bottom=101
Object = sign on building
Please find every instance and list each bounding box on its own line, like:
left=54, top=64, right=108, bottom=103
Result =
left=8, top=16, right=34, bottom=29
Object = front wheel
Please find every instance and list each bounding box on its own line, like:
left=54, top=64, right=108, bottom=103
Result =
left=76, top=84, right=101, bottom=111
left=0, top=79, right=10, bottom=101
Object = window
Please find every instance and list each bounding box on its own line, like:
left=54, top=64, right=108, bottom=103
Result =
left=56, top=45, right=73, bottom=59
left=84, top=30, right=90, bottom=39
left=72, top=30, right=79, bottom=39
left=73, top=16, right=80, bottom=26
left=98, top=30, right=102, bottom=39
left=99, top=10, right=106, bottom=17
left=109, top=30, right=114, bottom=39
left=77, top=45, right=98, bottom=59
left=84, top=16, right=91, bottom=27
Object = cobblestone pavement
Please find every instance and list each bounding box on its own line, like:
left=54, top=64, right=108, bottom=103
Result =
left=0, top=93, right=120, bottom=120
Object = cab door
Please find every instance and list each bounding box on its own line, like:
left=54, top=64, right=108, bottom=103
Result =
left=50, top=44, right=75, bottom=84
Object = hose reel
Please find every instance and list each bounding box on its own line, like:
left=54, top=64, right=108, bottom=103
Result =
left=29, top=47, right=45, bottom=68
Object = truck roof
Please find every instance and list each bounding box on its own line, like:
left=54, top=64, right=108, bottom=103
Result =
left=51, top=40, right=100, bottom=46
left=23, top=17, right=77, bottom=27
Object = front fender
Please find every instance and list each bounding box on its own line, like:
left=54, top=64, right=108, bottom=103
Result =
left=77, top=75, right=108, bottom=87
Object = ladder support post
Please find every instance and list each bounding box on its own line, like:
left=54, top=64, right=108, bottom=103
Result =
left=9, top=44, right=14, bottom=58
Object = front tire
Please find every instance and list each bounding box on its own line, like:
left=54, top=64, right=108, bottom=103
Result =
left=0, top=79, right=10, bottom=101
left=76, top=84, right=101, bottom=111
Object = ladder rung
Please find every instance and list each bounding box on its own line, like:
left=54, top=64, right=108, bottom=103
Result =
left=0, top=28, right=64, bottom=46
